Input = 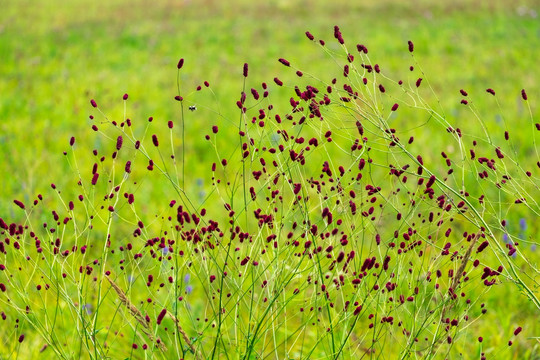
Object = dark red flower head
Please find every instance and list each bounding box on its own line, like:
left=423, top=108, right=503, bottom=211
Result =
left=177, top=58, right=184, bottom=69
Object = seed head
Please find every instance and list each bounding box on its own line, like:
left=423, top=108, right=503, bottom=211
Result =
left=408, top=40, right=414, bottom=52
left=152, top=134, right=159, bottom=147
left=116, top=136, right=123, bottom=150
left=90, top=99, right=97, bottom=108
left=243, top=63, right=248, bottom=77
left=521, top=89, right=527, bottom=100
left=70, top=136, right=75, bottom=146
left=13, top=200, right=25, bottom=210
left=305, top=31, right=314, bottom=40
left=123, top=93, right=128, bottom=100
left=278, top=58, right=290, bottom=67
left=391, top=103, right=399, bottom=111
left=177, top=58, right=184, bottom=69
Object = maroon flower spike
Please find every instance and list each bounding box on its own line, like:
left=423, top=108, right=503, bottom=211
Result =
left=90, top=99, right=97, bottom=108
left=333, top=25, right=344, bottom=44
left=305, top=31, right=314, bottom=40
left=156, top=308, right=167, bottom=325
left=174, top=95, right=182, bottom=101
left=152, top=134, right=159, bottom=147
left=486, top=88, right=495, bottom=95
left=91, top=173, right=99, bottom=185
left=168, top=120, right=174, bottom=129
left=70, top=136, right=75, bottom=146
left=461, top=100, right=468, bottom=105
left=391, top=103, right=399, bottom=111
left=416, top=78, right=423, bottom=87
left=177, top=58, right=184, bottom=69
left=278, top=58, right=290, bottom=67
left=123, top=93, right=128, bottom=100
left=274, top=77, right=283, bottom=86
left=116, top=136, right=123, bottom=150
left=521, top=89, right=527, bottom=100
left=13, top=200, right=25, bottom=210
left=408, top=40, right=414, bottom=52
left=125, top=161, right=132, bottom=173
left=514, top=327, right=522, bottom=336
left=460, top=89, right=468, bottom=96
left=243, top=63, right=248, bottom=77
left=212, top=125, right=219, bottom=134
left=18, top=334, right=24, bottom=343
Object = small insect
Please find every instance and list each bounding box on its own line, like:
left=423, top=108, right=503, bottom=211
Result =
left=189, top=105, right=197, bottom=111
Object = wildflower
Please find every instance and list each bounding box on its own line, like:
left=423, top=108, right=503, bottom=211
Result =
left=278, top=58, right=290, bottom=67
left=177, top=58, right=184, bottom=69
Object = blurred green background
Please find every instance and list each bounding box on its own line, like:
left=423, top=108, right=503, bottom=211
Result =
left=1, top=0, right=539, bottom=212
left=1, top=0, right=539, bottom=358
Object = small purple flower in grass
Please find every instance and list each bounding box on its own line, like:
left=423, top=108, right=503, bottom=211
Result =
left=514, top=327, right=522, bottom=336
left=519, top=218, right=526, bottom=230
left=152, top=134, right=159, bottom=147
left=123, top=93, right=128, bottom=100
left=186, top=285, right=193, bottom=294
left=90, top=99, right=97, bottom=108
left=70, top=136, right=75, bottom=146
left=486, top=88, right=496, bottom=95
left=305, top=31, right=314, bottom=40
left=521, top=89, right=527, bottom=100
left=83, top=303, right=92, bottom=315
left=278, top=58, right=290, bottom=67
left=460, top=89, right=468, bottom=96
left=274, top=77, right=283, bottom=86
left=177, top=58, right=184, bottom=69
left=125, top=161, right=131, bottom=173
left=391, top=103, right=399, bottom=111
left=91, top=173, right=99, bottom=185
left=243, top=63, right=248, bottom=77
left=18, top=334, right=24, bottom=343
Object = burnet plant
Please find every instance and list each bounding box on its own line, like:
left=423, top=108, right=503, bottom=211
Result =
left=1, top=26, right=538, bottom=359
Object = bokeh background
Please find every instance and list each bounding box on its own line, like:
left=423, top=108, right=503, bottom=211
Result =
left=1, top=0, right=539, bottom=358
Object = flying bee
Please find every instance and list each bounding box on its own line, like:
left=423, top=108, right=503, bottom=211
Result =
left=189, top=105, right=197, bottom=111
